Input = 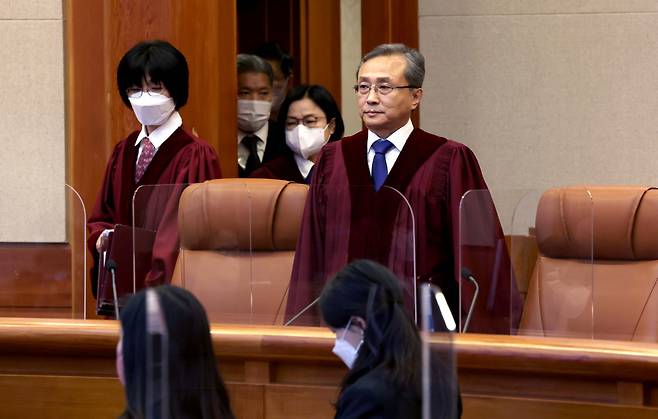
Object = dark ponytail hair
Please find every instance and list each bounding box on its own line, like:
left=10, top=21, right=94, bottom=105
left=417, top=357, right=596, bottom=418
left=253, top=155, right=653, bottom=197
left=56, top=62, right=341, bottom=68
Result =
left=319, top=260, right=421, bottom=395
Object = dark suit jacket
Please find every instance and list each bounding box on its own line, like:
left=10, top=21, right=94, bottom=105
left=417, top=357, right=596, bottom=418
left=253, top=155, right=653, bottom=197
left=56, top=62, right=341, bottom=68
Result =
left=335, top=368, right=420, bottom=419
left=238, top=121, right=290, bottom=177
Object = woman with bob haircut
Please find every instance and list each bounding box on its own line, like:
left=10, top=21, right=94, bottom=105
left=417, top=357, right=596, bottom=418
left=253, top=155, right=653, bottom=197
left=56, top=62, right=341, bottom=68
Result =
left=87, top=40, right=221, bottom=292
left=250, top=84, right=344, bottom=183
left=117, top=285, right=235, bottom=419
left=319, top=259, right=461, bottom=419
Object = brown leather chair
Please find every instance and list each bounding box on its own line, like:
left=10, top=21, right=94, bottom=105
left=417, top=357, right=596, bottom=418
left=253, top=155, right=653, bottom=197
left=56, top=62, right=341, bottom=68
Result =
left=519, top=186, right=658, bottom=341
left=172, top=178, right=308, bottom=324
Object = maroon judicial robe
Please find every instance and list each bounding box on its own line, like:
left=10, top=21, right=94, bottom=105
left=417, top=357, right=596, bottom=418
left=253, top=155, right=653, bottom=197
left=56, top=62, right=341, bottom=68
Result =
left=286, top=128, right=521, bottom=334
left=87, top=127, right=221, bottom=293
left=249, top=154, right=305, bottom=183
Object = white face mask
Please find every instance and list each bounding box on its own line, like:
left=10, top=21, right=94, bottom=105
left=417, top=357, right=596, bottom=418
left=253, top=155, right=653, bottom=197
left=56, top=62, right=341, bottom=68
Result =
left=332, top=319, right=364, bottom=369
left=128, top=93, right=175, bottom=126
left=237, top=99, right=271, bottom=133
left=286, top=124, right=329, bottom=160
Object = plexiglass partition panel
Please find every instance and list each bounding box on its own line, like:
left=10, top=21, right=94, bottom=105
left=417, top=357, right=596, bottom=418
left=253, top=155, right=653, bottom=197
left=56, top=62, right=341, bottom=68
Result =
left=510, top=187, right=594, bottom=339
left=101, top=184, right=189, bottom=319
left=176, top=181, right=266, bottom=324
left=585, top=186, right=658, bottom=342
left=0, top=184, right=86, bottom=319
left=458, top=189, right=517, bottom=334
left=286, top=185, right=417, bottom=326
left=420, top=284, right=459, bottom=419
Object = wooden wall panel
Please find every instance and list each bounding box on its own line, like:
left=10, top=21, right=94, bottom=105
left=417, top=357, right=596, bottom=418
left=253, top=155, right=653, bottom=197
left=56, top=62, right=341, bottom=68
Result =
left=173, top=0, right=238, bottom=178
left=361, top=0, right=419, bottom=126
left=300, top=0, right=342, bottom=105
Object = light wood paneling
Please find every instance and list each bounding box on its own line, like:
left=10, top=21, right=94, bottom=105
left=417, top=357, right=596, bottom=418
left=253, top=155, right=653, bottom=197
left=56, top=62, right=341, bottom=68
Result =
left=0, top=320, right=657, bottom=418
left=360, top=0, right=420, bottom=126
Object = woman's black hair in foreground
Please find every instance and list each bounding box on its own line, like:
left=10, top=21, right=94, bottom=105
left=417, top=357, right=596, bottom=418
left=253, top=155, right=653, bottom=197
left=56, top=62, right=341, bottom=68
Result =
left=319, top=259, right=421, bottom=394
left=277, top=84, right=345, bottom=142
left=119, top=285, right=234, bottom=419
left=117, top=40, right=189, bottom=110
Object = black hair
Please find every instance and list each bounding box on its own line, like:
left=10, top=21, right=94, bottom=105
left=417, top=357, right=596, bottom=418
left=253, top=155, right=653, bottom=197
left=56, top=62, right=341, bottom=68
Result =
left=277, top=84, right=345, bottom=141
left=119, top=285, right=234, bottom=419
left=250, top=42, right=294, bottom=78
left=319, top=260, right=421, bottom=395
left=117, top=40, right=189, bottom=110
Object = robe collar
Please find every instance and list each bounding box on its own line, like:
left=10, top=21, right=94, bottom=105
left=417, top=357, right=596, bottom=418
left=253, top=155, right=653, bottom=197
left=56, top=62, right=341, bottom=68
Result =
left=342, top=127, right=447, bottom=193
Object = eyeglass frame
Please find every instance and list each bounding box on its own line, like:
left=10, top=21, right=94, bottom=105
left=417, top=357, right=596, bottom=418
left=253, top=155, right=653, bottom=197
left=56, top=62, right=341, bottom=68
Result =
left=284, top=115, right=328, bottom=130
left=353, top=83, right=420, bottom=96
left=125, top=86, right=167, bottom=99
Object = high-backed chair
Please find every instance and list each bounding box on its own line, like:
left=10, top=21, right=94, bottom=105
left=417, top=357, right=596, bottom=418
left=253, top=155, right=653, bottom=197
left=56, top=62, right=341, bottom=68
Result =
left=172, top=179, right=308, bottom=324
left=519, top=186, right=658, bottom=341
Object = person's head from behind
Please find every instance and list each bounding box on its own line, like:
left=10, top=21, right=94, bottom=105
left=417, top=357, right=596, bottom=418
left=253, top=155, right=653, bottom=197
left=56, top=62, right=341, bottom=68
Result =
left=355, top=43, right=424, bottom=139
left=236, top=54, right=273, bottom=134
left=319, top=260, right=420, bottom=390
left=251, top=42, right=293, bottom=113
left=117, top=285, right=234, bottom=419
left=117, top=40, right=189, bottom=128
left=279, top=84, right=345, bottom=162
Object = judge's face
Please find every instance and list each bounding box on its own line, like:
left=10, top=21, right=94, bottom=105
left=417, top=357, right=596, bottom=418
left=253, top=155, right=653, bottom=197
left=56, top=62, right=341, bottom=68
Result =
left=238, top=72, right=273, bottom=102
left=356, top=54, right=422, bottom=139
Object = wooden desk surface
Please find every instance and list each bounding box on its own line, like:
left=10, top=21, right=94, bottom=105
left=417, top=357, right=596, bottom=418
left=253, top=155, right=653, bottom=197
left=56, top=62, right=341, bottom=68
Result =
left=0, top=318, right=657, bottom=418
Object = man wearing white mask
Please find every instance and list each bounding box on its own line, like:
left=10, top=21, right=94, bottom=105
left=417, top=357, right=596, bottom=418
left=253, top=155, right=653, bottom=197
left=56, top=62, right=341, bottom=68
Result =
left=237, top=54, right=289, bottom=177
left=250, top=84, right=344, bottom=184
left=87, top=40, right=221, bottom=295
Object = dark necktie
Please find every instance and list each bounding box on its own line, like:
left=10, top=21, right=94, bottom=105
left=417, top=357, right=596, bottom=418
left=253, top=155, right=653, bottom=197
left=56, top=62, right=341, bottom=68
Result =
left=135, top=137, right=155, bottom=183
left=371, top=139, right=394, bottom=191
left=242, top=135, right=261, bottom=174
left=304, top=166, right=314, bottom=184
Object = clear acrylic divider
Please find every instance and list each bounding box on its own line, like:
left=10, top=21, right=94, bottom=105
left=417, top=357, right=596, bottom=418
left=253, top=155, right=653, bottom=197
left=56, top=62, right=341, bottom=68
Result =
left=420, top=284, right=459, bottom=419
left=176, top=179, right=292, bottom=325
left=96, top=183, right=190, bottom=318
left=458, top=189, right=517, bottom=334
left=0, top=184, right=86, bottom=319
left=512, top=187, right=594, bottom=339
left=67, top=184, right=88, bottom=319
left=286, top=185, right=417, bottom=326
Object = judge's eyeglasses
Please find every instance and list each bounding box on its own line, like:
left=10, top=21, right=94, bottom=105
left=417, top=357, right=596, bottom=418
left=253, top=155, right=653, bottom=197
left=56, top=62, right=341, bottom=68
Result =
left=353, top=83, right=419, bottom=96
left=285, top=115, right=327, bottom=130
left=126, top=86, right=166, bottom=98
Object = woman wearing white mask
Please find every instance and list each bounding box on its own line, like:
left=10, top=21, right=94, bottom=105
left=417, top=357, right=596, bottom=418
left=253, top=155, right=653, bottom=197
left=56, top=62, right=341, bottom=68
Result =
left=319, top=260, right=463, bottom=419
left=87, top=40, right=221, bottom=296
left=250, top=84, right=344, bottom=184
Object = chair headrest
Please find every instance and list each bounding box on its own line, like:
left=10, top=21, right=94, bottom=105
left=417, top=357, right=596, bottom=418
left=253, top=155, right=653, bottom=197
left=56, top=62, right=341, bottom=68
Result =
left=178, top=179, right=308, bottom=251
left=536, top=186, right=658, bottom=260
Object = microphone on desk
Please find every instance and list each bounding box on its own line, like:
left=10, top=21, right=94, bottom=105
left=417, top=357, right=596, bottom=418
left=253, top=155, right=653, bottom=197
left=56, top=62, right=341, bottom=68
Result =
left=105, top=259, right=120, bottom=320
left=461, top=267, right=480, bottom=333
left=284, top=296, right=321, bottom=326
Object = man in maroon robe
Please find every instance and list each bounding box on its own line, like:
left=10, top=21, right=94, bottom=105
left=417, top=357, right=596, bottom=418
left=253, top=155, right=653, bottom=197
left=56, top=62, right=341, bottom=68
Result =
left=87, top=41, right=221, bottom=297
left=286, top=44, right=521, bottom=333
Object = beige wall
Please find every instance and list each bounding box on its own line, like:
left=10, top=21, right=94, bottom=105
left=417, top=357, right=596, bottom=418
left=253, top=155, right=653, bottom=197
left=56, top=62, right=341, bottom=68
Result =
left=0, top=0, right=65, bottom=242
left=419, top=1, right=658, bottom=229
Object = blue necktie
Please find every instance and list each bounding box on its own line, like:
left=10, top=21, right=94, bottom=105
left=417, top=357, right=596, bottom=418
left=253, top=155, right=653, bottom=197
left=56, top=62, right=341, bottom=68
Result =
left=371, top=139, right=394, bottom=191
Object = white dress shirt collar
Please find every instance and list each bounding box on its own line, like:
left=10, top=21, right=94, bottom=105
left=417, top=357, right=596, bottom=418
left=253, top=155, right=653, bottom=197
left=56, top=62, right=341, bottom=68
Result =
left=237, top=122, right=269, bottom=145
left=293, top=154, right=315, bottom=179
left=134, top=111, right=183, bottom=149
left=366, top=118, right=414, bottom=153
